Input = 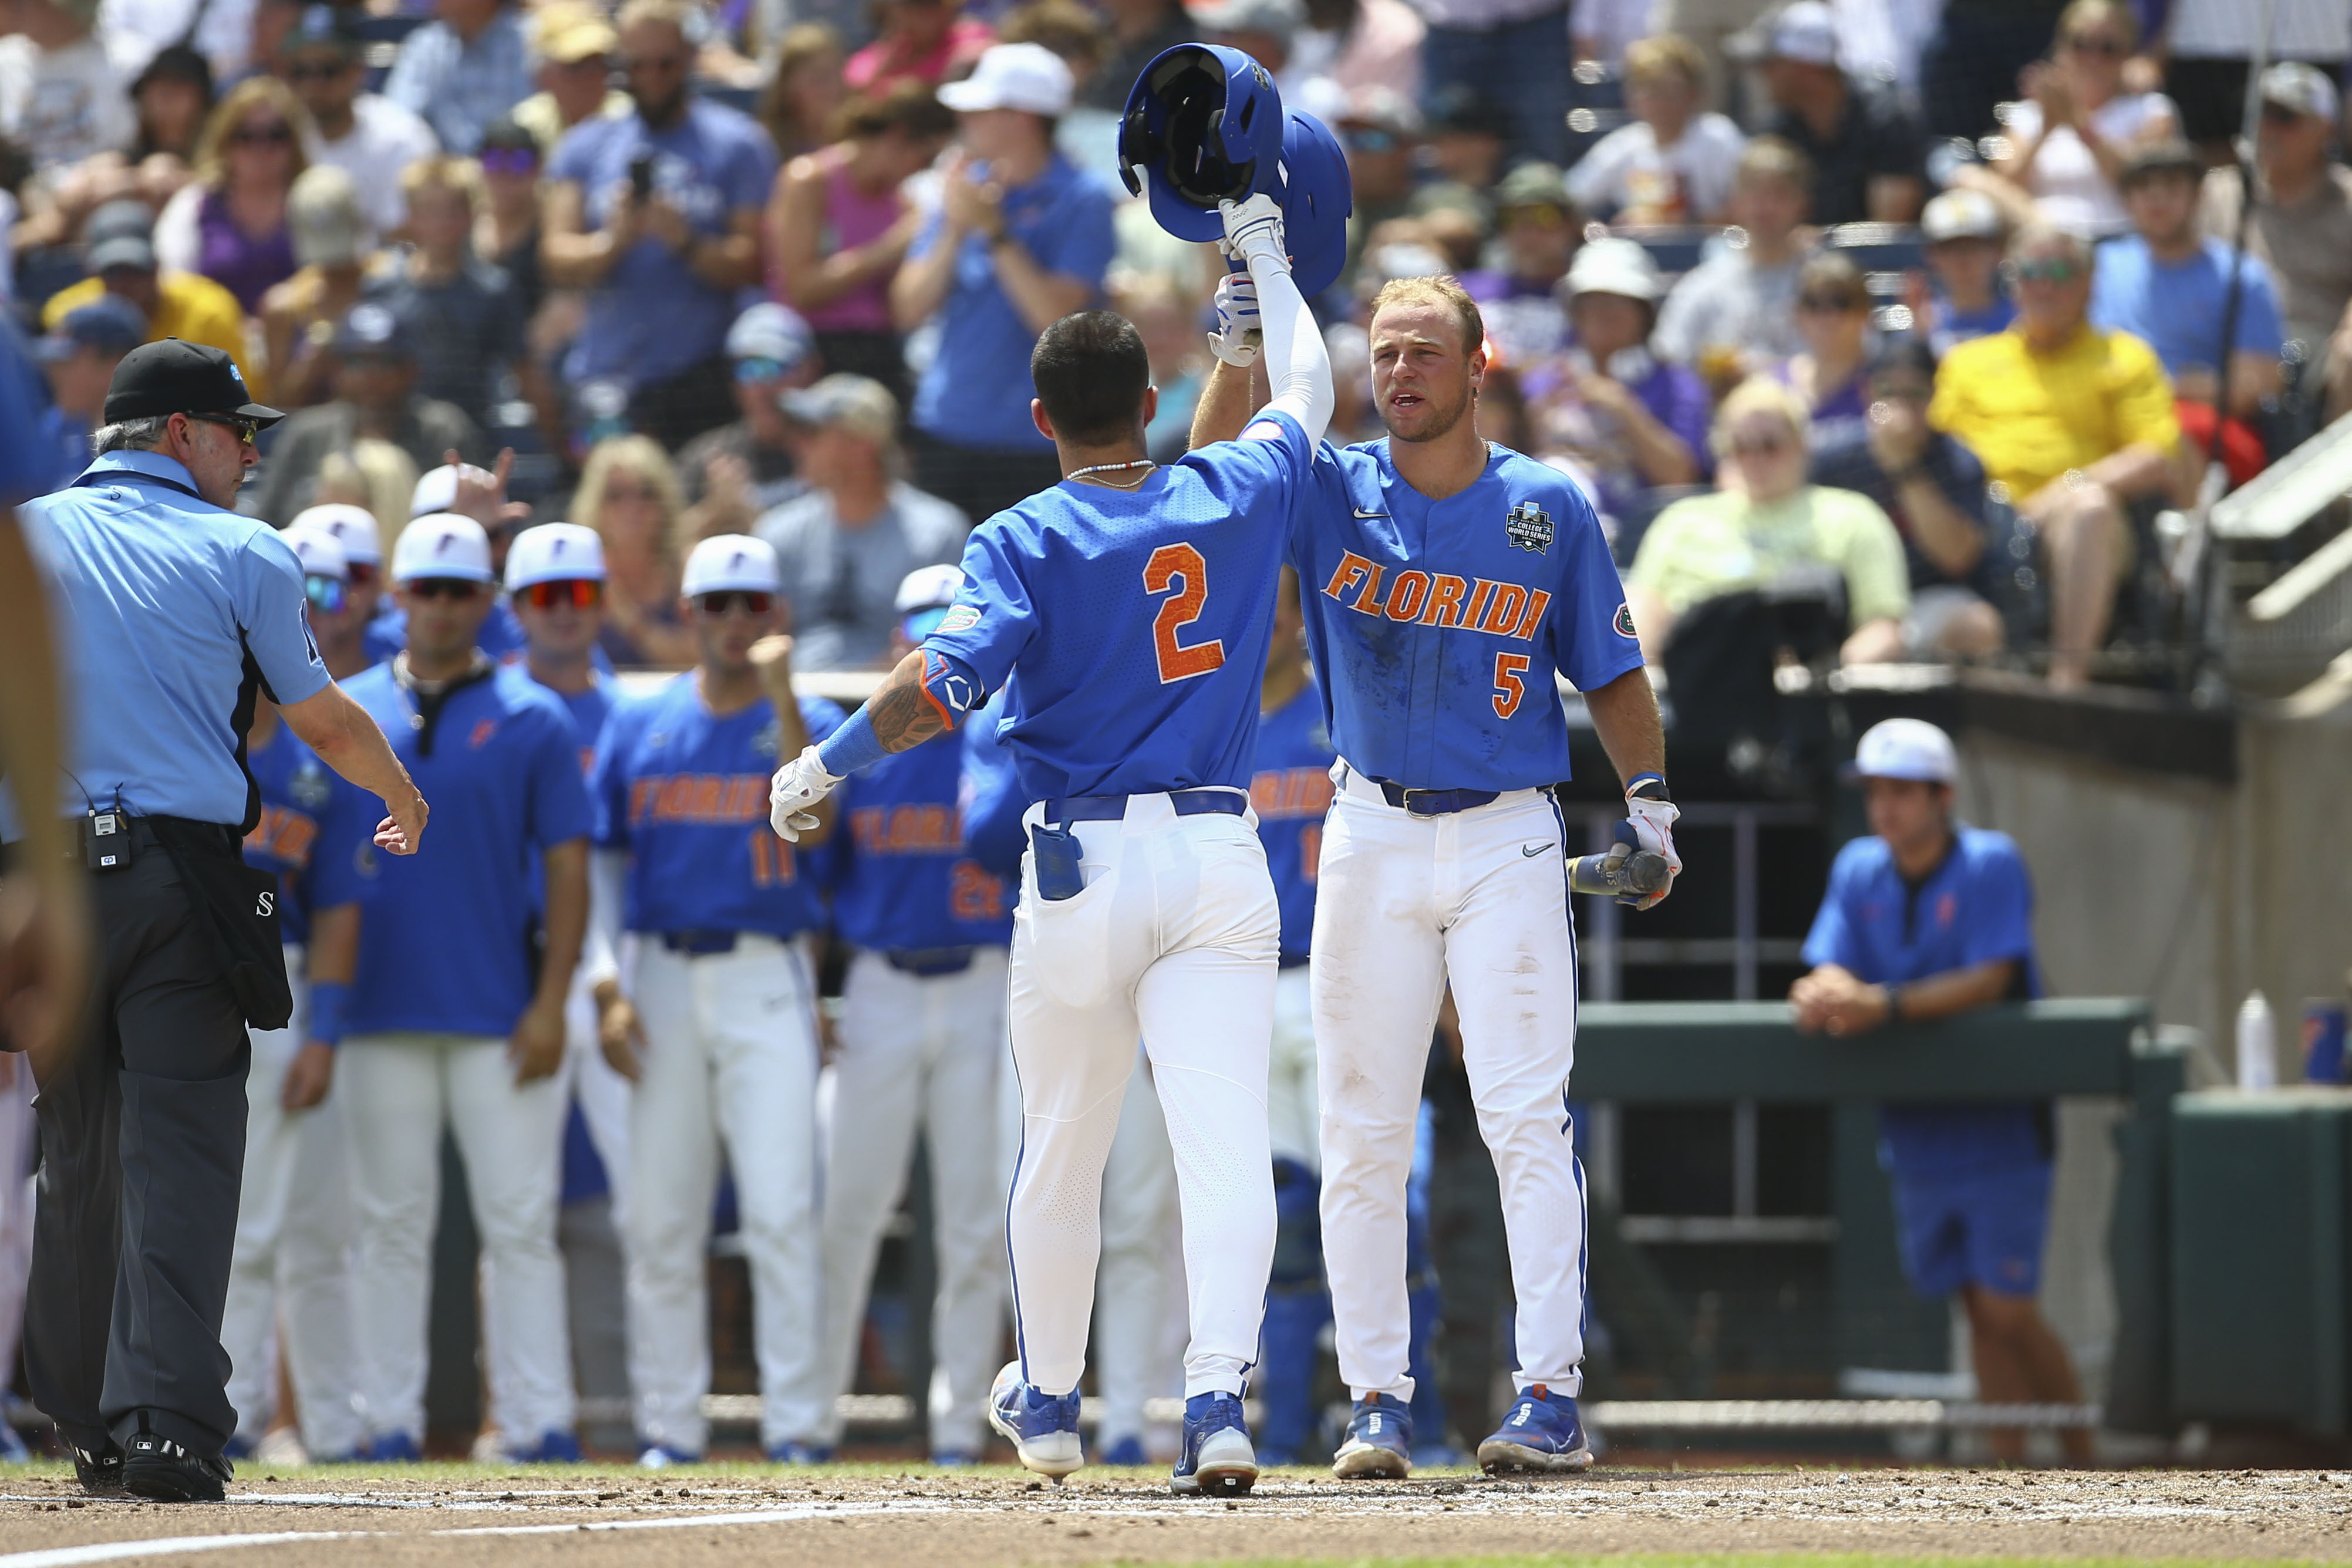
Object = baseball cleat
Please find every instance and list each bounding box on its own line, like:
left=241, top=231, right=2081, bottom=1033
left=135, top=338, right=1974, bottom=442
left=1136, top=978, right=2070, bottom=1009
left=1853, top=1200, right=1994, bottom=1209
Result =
left=1170, top=1391, right=1256, bottom=1497
left=987, top=1360, right=1084, bottom=1479
left=122, top=1431, right=231, bottom=1503
left=365, top=1431, right=423, bottom=1463
left=510, top=1429, right=582, bottom=1463
left=930, top=1448, right=979, bottom=1468
left=765, top=1441, right=834, bottom=1465
left=1477, top=1384, right=1594, bottom=1474
left=1098, top=1434, right=1149, bottom=1467
left=72, top=1442, right=127, bottom=1496
left=638, top=1444, right=699, bottom=1469
left=1332, top=1391, right=1413, bottom=1479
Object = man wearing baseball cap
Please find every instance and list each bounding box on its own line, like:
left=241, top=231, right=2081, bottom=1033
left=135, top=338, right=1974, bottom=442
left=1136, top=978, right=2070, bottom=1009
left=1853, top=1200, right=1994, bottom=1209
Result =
left=2201, top=61, right=2352, bottom=422
left=755, top=373, right=966, bottom=671
left=280, top=2, right=438, bottom=242
left=892, top=41, right=1117, bottom=527
left=288, top=503, right=387, bottom=677
left=22, top=336, right=425, bottom=1500
left=33, top=296, right=146, bottom=492
left=676, top=301, right=820, bottom=540
left=1788, top=717, right=2087, bottom=1464
left=338, top=513, right=595, bottom=1465
left=1918, top=190, right=2014, bottom=355
left=1734, top=0, right=1925, bottom=225
left=585, top=534, right=845, bottom=1464
left=41, top=201, right=255, bottom=388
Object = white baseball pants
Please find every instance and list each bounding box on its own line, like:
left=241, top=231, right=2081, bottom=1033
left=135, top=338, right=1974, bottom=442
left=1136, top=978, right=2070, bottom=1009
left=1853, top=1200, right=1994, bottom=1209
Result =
left=341, top=1032, right=575, bottom=1446
left=1006, top=795, right=1279, bottom=1402
left=1091, top=1051, right=1182, bottom=1448
left=565, top=957, right=632, bottom=1224
left=0, top=1052, right=35, bottom=1396
left=222, top=949, right=364, bottom=1456
left=625, top=935, right=824, bottom=1454
left=1313, top=770, right=1589, bottom=1401
left=819, top=946, right=1008, bottom=1454
left=1267, top=965, right=1320, bottom=1172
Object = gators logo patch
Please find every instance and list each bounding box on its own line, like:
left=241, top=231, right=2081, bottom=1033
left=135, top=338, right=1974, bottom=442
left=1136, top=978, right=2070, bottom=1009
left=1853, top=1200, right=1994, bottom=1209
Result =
left=937, top=605, right=982, bottom=634
left=1613, top=602, right=1638, bottom=639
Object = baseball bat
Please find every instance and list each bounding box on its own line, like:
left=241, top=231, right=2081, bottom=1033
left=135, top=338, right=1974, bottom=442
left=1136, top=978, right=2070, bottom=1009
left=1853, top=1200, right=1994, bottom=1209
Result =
left=1567, top=843, right=1672, bottom=901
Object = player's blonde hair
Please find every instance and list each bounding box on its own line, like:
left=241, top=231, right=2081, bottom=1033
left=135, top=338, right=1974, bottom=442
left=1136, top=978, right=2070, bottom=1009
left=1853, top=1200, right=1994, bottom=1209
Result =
left=576, top=435, right=689, bottom=570
left=315, top=439, right=420, bottom=558
left=1367, top=275, right=1486, bottom=359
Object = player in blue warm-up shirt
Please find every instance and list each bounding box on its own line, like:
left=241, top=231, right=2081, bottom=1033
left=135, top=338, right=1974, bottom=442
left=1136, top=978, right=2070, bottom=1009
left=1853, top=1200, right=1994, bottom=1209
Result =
left=813, top=564, right=1015, bottom=1465
left=585, top=535, right=844, bottom=1466
left=1192, top=272, right=1676, bottom=1479
left=1791, top=717, right=2087, bottom=1464
left=221, top=527, right=380, bottom=1465
left=770, top=201, right=1330, bottom=1494
left=341, top=514, right=594, bottom=1466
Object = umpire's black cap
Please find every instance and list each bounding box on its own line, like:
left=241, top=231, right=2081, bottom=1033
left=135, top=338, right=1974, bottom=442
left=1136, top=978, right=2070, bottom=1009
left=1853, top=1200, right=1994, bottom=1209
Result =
left=103, top=338, right=285, bottom=426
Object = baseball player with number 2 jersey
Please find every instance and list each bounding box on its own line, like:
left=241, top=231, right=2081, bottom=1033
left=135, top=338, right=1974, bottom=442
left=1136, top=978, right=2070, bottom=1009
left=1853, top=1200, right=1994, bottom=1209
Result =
left=769, top=195, right=1331, bottom=1496
left=1195, top=271, right=1679, bottom=1479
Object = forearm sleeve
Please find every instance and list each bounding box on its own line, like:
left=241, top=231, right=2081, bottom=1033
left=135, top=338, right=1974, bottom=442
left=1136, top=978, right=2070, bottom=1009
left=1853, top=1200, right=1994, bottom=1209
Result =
left=585, top=848, right=627, bottom=989
left=1248, top=255, right=1333, bottom=446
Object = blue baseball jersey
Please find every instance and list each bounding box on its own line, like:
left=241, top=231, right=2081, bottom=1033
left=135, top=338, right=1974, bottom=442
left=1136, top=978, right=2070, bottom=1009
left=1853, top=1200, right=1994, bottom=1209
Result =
left=1252, top=680, right=1336, bottom=960
left=591, top=674, right=846, bottom=939
left=534, top=673, right=618, bottom=778
left=1803, top=825, right=2046, bottom=1179
left=345, top=663, right=597, bottom=1037
left=1288, top=440, right=1643, bottom=791
left=924, top=413, right=1315, bottom=801
left=828, top=731, right=1013, bottom=953
left=242, top=721, right=380, bottom=947
left=959, top=690, right=1029, bottom=882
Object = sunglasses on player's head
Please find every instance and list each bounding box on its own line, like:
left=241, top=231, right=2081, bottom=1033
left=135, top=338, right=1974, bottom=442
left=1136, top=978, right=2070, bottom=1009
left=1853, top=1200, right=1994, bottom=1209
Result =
left=345, top=560, right=380, bottom=586
left=521, top=578, right=604, bottom=609
left=406, top=577, right=484, bottom=601
left=696, top=590, right=772, bottom=617
left=305, top=574, right=348, bottom=614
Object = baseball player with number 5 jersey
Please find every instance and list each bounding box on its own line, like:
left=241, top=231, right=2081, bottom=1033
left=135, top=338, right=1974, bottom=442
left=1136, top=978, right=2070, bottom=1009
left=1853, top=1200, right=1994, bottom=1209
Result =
left=587, top=535, right=845, bottom=1466
left=1194, top=272, right=1679, bottom=1478
left=768, top=194, right=1331, bottom=1496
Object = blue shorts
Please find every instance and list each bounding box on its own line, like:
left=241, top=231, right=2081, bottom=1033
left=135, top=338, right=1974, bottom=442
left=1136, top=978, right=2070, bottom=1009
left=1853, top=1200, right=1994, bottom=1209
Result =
left=1889, top=1159, right=2052, bottom=1299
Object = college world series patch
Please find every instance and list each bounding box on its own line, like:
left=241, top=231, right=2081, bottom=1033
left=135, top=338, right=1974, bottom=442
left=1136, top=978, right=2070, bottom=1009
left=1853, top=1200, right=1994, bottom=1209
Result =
left=1504, top=501, right=1554, bottom=555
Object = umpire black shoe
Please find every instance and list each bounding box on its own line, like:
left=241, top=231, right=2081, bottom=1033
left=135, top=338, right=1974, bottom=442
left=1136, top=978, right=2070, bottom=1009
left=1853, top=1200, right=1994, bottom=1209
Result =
left=122, top=1431, right=232, bottom=1502
left=72, top=1442, right=128, bottom=1498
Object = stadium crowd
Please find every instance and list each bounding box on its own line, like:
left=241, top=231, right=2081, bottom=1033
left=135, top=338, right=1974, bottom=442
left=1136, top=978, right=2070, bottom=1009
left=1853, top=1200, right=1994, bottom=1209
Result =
left=0, top=0, right=2338, bottom=1473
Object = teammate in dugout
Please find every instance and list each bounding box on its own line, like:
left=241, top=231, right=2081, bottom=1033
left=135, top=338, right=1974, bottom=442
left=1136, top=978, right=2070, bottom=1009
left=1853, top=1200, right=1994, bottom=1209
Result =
left=340, top=513, right=595, bottom=1464
left=814, top=564, right=1013, bottom=1466
left=1788, top=717, right=2090, bottom=1464
left=1193, top=270, right=1680, bottom=1478
left=768, top=193, right=1333, bottom=1496
left=508, top=523, right=633, bottom=1217
left=587, top=535, right=846, bottom=1466
left=221, top=526, right=379, bottom=1464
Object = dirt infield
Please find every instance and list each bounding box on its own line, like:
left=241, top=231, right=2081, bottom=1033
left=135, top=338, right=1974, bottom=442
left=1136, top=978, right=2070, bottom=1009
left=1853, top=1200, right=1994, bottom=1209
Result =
left=2, top=1462, right=2349, bottom=1566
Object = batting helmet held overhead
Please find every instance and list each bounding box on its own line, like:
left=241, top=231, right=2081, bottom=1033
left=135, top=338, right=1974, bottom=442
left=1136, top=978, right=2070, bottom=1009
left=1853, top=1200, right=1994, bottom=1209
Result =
left=1271, top=107, right=1352, bottom=296
left=1117, top=43, right=1285, bottom=241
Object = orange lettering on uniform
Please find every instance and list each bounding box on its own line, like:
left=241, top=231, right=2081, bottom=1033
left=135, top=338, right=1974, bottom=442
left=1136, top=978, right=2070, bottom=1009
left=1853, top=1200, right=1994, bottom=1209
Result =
left=1462, top=579, right=1498, bottom=629
left=1251, top=772, right=1281, bottom=814
left=690, top=777, right=723, bottom=818
left=1420, top=574, right=1468, bottom=626
left=1481, top=583, right=1529, bottom=634
left=1514, top=589, right=1553, bottom=641
left=1386, top=570, right=1430, bottom=621
left=1354, top=563, right=1390, bottom=616
left=1322, top=552, right=1376, bottom=602
left=1300, top=822, right=1322, bottom=882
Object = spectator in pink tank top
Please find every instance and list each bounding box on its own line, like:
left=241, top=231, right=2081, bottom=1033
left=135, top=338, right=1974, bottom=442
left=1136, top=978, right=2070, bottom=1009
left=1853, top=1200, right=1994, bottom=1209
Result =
left=768, top=82, right=957, bottom=410
left=843, top=0, right=995, bottom=94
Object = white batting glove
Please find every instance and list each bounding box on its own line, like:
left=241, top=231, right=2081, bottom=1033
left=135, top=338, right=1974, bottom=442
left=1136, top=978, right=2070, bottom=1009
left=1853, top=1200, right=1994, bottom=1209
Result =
left=1218, top=193, right=1288, bottom=272
left=769, top=745, right=844, bottom=842
left=1622, top=780, right=1681, bottom=911
left=1208, top=269, right=1262, bottom=367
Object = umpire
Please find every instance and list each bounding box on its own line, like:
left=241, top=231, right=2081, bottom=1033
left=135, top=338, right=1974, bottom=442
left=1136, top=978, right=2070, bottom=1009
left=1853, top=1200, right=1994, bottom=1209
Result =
left=20, top=339, right=428, bottom=1502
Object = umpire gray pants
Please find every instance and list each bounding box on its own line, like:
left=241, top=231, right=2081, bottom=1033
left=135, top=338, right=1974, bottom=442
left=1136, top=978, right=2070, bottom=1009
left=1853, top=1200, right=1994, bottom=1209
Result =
left=26, top=850, right=251, bottom=1457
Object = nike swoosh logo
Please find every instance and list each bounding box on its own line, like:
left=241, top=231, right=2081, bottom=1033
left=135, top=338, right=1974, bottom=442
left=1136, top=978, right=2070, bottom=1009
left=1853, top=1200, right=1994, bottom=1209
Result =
left=1352, top=507, right=1387, bottom=518
left=1522, top=843, right=1554, bottom=858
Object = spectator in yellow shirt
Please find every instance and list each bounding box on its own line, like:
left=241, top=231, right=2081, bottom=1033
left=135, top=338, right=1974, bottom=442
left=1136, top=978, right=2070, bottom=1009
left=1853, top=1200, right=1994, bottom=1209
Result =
left=1929, top=224, right=2179, bottom=687
left=41, top=198, right=261, bottom=398
left=1629, top=377, right=1912, bottom=667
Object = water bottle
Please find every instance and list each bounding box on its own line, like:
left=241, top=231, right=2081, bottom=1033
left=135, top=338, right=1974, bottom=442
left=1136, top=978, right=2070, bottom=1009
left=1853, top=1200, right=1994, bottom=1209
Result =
left=2236, top=990, right=2278, bottom=1091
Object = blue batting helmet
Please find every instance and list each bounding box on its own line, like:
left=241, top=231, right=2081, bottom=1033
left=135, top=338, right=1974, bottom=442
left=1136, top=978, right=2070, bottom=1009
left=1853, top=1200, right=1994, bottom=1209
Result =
left=1270, top=109, right=1352, bottom=296
left=1117, top=43, right=1285, bottom=242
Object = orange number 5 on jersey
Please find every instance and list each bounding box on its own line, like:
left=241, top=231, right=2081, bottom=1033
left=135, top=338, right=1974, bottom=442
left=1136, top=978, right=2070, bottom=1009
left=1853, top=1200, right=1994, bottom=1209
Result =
left=1144, top=542, right=1226, bottom=684
left=1492, top=652, right=1531, bottom=719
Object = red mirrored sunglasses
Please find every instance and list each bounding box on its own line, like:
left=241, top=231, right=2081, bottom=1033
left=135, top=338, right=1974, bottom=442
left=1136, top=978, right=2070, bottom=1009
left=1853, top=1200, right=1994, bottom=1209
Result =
left=521, top=578, right=604, bottom=609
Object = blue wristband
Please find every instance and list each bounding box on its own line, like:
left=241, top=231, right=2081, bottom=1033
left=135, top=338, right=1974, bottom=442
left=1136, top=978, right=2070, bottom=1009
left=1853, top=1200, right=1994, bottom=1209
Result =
left=306, top=980, right=350, bottom=1048
left=816, top=707, right=889, bottom=777
left=1626, top=772, right=1669, bottom=801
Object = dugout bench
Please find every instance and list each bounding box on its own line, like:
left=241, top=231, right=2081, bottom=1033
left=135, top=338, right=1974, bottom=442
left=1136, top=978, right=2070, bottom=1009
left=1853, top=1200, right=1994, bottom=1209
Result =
left=1568, top=999, right=2186, bottom=1435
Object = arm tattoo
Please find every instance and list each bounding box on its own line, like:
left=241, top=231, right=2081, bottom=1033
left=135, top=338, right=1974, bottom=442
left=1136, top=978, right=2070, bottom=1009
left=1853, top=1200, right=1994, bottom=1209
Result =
left=866, top=662, right=949, bottom=754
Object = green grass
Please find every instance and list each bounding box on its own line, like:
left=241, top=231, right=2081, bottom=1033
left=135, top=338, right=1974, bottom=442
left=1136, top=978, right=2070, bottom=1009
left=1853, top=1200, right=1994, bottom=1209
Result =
left=1209, top=1559, right=2333, bottom=1568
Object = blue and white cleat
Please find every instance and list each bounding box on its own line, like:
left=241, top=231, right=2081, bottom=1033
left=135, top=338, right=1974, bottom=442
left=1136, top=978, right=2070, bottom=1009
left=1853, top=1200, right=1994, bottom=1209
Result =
left=1331, top=1391, right=1412, bottom=1479
left=1477, top=1383, right=1594, bottom=1474
left=1097, top=1434, right=1148, bottom=1467
left=987, top=1360, right=1084, bottom=1479
left=766, top=1441, right=834, bottom=1465
left=1170, top=1392, right=1256, bottom=1498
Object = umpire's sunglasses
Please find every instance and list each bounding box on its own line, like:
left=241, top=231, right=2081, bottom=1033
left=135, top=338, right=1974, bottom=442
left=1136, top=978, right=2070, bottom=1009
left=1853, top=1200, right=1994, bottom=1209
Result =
left=521, top=578, right=604, bottom=609
left=304, top=574, right=348, bottom=614
left=188, top=411, right=261, bottom=447
left=696, top=590, right=772, bottom=616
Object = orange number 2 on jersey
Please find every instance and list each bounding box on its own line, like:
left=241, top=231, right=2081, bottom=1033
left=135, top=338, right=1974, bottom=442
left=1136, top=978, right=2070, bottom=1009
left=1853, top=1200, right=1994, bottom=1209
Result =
left=1492, top=653, right=1531, bottom=719
left=1144, top=543, right=1226, bottom=684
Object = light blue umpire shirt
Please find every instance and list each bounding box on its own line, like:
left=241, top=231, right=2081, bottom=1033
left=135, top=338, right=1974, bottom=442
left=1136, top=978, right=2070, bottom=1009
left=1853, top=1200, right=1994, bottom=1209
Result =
left=23, top=449, right=332, bottom=827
